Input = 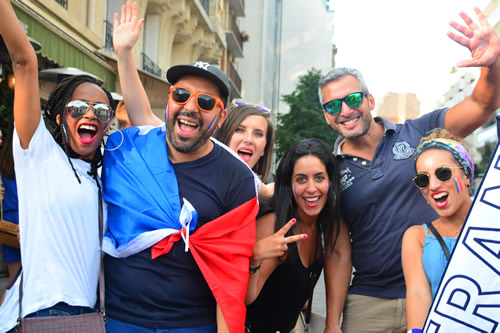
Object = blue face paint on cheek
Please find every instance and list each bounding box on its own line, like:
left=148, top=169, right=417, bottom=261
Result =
left=453, top=177, right=462, bottom=193
left=326, top=184, right=329, bottom=190
left=292, top=185, right=296, bottom=198
left=206, top=116, right=217, bottom=133
left=165, top=104, right=169, bottom=120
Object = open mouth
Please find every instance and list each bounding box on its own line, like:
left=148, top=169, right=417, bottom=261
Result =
left=177, top=117, right=199, bottom=137
left=340, top=117, right=359, bottom=127
left=237, top=148, right=253, bottom=163
left=77, top=123, right=98, bottom=144
left=303, top=196, right=320, bottom=208
left=432, top=191, right=449, bottom=208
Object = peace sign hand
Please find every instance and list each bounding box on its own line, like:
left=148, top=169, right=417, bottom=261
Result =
left=448, top=7, right=500, bottom=68
left=251, top=218, right=308, bottom=265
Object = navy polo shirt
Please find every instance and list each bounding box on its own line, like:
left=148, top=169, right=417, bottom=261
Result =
left=335, top=108, right=447, bottom=299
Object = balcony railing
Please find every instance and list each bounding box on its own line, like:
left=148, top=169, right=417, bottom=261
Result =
left=55, top=0, right=68, bottom=10
left=104, top=20, right=114, bottom=51
left=200, top=0, right=210, bottom=15
left=231, top=15, right=243, bottom=51
left=142, top=53, right=162, bottom=77
left=229, top=62, right=241, bottom=94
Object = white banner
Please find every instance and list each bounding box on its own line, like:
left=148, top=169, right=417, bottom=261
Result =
left=424, top=123, right=500, bottom=332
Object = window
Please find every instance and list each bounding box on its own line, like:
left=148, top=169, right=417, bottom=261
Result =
left=55, top=0, right=68, bottom=10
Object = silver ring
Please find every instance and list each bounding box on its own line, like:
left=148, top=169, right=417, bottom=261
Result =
left=284, top=238, right=288, bottom=245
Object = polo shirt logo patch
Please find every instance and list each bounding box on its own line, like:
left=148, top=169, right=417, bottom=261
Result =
left=340, top=167, right=355, bottom=192
left=392, top=140, right=415, bottom=160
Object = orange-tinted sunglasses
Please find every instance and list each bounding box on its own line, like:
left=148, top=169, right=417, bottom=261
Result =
left=169, top=86, right=224, bottom=112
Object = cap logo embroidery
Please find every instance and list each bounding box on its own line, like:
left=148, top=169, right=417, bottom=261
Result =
left=392, top=140, right=415, bottom=160
left=193, top=61, right=210, bottom=70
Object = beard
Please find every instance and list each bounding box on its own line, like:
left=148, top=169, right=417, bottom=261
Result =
left=336, top=111, right=373, bottom=139
left=166, top=111, right=211, bottom=153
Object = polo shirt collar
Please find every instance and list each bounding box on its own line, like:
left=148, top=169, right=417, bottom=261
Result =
left=333, top=116, right=396, bottom=155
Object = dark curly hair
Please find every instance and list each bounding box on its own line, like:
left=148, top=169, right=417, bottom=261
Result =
left=44, top=75, right=116, bottom=185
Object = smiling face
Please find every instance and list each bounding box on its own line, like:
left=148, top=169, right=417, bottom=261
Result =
left=416, top=149, right=471, bottom=218
left=292, top=155, right=330, bottom=221
left=321, top=75, right=375, bottom=139
left=228, top=114, right=268, bottom=168
left=59, top=82, right=111, bottom=160
left=166, top=75, right=227, bottom=157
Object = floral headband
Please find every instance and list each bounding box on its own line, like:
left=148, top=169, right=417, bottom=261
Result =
left=415, top=138, right=474, bottom=181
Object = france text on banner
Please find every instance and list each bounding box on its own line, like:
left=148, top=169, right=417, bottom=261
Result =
left=424, top=122, right=500, bottom=332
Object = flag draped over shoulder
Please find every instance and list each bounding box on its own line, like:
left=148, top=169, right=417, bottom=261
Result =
left=101, top=125, right=197, bottom=258
left=153, top=196, right=258, bottom=333
left=102, top=126, right=259, bottom=332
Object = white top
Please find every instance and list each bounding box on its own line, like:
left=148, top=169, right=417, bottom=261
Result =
left=0, top=117, right=103, bottom=332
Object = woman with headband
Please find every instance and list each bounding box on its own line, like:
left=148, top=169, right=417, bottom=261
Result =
left=402, top=129, right=474, bottom=331
left=214, top=100, right=275, bottom=197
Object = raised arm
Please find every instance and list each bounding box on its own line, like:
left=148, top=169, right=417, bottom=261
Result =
left=402, top=226, right=433, bottom=330
left=445, top=7, right=500, bottom=137
left=113, top=1, right=163, bottom=126
left=0, top=0, right=41, bottom=148
left=324, top=219, right=351, bottom=333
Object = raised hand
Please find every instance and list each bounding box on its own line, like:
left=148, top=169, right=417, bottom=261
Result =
left=251, top=218, right=308, bottom=264
left=113, top=1, right=144, bottom=55
left=448, top=7, right=500, bottom=68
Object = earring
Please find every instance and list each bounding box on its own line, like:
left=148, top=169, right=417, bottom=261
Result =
left=104, top=129, right=124, bottom=152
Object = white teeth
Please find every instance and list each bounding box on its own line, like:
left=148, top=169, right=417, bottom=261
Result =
left=238, top=149, right=252, bottom=155
left=179, top=119, right=197, bottom=127
left=79, top=124, right=97, bottom=131
left=432, top=192, right=448, bottom=199
left=342, top=118, right=357, bottom=126
left=305, top=197, right=319, bottom=202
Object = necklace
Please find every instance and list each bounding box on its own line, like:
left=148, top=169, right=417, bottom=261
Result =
left=440, top=222, right=461, bottom=238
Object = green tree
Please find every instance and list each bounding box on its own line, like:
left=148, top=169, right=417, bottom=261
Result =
left=275, top=68, right=338, bottom=160
left=475, top=141, right=495, bottom=176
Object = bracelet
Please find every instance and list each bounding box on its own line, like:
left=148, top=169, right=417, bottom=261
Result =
left=249, top=262, right=262, bottom=274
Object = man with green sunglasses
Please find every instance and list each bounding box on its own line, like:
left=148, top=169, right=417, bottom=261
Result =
left=318, top=7, right=500, bottom=333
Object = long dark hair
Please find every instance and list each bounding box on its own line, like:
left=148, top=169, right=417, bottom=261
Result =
left=0, top=116, right=14, bottom=179
left=274, top=138, right=341, bottom=255
left=44, top=75, right=115, bottom=184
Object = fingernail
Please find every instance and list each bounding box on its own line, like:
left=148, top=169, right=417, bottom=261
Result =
left=292, top=218, right=296, bottom=223
left=303, top=234, right=308, bottom=239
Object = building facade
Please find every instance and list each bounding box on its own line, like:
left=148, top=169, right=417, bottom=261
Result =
left=0, top=0, right=246, bottom=285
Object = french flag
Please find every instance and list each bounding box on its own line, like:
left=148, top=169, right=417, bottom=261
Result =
left=102, top=125, right=258, bottom=332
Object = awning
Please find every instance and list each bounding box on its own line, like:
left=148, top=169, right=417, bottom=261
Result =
left=13, top=4, right=115, bottom=91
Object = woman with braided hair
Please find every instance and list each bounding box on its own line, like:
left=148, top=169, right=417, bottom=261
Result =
left=0, top=0, right=115, bottom=331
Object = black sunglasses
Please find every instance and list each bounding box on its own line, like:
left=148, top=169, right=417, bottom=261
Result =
left=322, top=92, right=365, bottom=115
left=413, top=166, right=463, bottom=189
left=66, top=100, right=114, bottom=123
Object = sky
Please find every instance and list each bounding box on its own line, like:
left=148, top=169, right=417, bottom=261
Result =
left=331, top=0, right=490, bottom=112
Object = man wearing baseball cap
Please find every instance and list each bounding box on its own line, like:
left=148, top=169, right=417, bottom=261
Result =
left=101, top=3, right=258, bottom=332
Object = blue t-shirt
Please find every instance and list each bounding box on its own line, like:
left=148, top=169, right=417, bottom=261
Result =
left=104, top=141, right=256, bottom=328
left=422, top=224, right=457, bottom=298
left=1, top=175, right=20, bottom=262
left=335, top=109, right=447, bottom=298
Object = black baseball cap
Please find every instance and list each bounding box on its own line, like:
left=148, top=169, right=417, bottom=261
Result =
left=166, top=61, right=231, bottom=107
